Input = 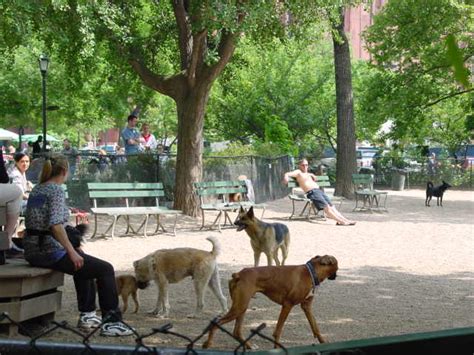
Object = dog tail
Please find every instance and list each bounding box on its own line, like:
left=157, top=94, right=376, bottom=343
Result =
left=206, top=236, right=221, bottom=257
left=427, top=181, right=434, bottom=189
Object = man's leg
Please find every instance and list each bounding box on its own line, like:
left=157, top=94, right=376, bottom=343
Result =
left=324, top=205, right=356, bottom=225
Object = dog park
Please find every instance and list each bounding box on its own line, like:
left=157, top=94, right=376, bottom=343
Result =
left=20, top=187, right=470, bottom=351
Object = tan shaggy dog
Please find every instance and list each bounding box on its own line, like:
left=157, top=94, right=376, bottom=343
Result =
left=203, top=255, right=338, bottom=349
left=116, top=274, right=139, bottom=313
left=133, top=236, right=227, bottom=318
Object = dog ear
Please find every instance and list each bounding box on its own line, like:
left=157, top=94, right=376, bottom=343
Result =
left=247, top=206, right=254, bottom=218
left=239, top=206, right=245, bottom=213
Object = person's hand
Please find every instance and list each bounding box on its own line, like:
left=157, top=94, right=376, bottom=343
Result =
left=68, top=250, right=84, bottom=271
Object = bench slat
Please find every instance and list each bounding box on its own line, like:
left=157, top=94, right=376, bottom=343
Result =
left=195, top=187, right=247, bottom=196
left=89, top=190, right=164, bottom=198
left=88, top=182, right=163, bottom=190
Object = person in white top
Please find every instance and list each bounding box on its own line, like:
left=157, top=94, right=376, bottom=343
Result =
left=140, top=123, right=157, bottom=151
left=8, top=152, right=33, bottom=211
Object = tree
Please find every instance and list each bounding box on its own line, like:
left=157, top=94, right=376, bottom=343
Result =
left=330, top=6, right=357, bottom=197
left=361, top=0, right=473, bottom=147
left=1, top=1, right=329, bottom=216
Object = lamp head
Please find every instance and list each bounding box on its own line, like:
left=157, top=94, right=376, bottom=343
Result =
left=39, top=54, right=49, bottom=74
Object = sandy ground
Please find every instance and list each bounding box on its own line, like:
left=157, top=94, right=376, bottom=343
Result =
left=21, top=189, right=474, bottom=350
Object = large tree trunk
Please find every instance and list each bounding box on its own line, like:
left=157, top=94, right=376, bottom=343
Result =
left=174, top=84, right=211, bottom=216
left=332, top=7, right=357, bottom=198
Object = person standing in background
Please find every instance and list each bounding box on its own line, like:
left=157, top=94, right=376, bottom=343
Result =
left=121, top=115, right=144, bottom=155
left=140, top=123, right=157, bottom=151
left=61, top=139, right=79, bottom=179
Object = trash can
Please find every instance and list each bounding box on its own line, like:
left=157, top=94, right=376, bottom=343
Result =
left=391, top=169, right=406, bottom=191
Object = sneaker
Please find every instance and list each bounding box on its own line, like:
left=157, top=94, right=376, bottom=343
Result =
left=77, top=311, right=102, bottom=330
left=100, top=322, right=134, bottom=337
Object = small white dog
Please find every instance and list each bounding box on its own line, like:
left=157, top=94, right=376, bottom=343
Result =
left=133, top=236, right=227, bottom=317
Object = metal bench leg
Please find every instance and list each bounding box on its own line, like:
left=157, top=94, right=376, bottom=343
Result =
left=142, top=214, right=150, bottom=237
left=91, top=214, right=99, bottom=239
left=171, top=214, right=177, bottom=237
left=289, top=200, right=297, bottom=219
left=110, top=215, right=119, bottom=238
left=200, top=210, right=206, bottom=230
left=260, top=207, right=265, bottom=219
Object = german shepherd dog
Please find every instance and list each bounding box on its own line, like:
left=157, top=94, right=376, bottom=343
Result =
left=234, top=206, right=290, bottom=267
left=425, top=181, right=452, bottom=207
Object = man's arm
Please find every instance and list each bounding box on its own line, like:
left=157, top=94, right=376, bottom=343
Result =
left=282, top=169, right=300, bottom=185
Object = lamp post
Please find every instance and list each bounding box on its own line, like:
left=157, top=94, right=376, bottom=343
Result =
left=38, top=54, right=49, bottom=153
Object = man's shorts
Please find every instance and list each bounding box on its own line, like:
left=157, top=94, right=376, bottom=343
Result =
left=306, top=188, right=332, bottom=211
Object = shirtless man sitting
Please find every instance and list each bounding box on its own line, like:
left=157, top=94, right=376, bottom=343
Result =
left=283, top=158, right=356, bottom=226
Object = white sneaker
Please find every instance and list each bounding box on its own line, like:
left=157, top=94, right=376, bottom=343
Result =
left=100, top=322, right=134, bottom=337
left=77, top=311, right=102, bottom=330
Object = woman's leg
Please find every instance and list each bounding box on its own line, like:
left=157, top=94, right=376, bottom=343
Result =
left=52, top=252, right=121, bottom=318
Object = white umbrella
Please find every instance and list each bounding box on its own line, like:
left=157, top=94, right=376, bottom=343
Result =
left=0, top=128, right=19, bottom=140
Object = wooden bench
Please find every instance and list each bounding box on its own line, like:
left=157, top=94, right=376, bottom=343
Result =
left=88, top=182, right=182, bottom=238
left=287, top=176, right=343, bottom=220
left=194, top=180, right=266, bottom=232
left=352, top=173, right=388, bottom=212
left=0, top=259, right=64, bottom=336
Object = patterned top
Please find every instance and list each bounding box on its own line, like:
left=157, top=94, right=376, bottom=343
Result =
left=23, top=183, right=69, bottom=266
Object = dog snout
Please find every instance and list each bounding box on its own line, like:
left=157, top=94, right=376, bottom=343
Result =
left=137, top=281, right=150, bottom=289
left=328, top=272, right=337, bottom=280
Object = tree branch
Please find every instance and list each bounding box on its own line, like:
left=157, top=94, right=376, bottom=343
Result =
left=172, top=0, right=192, bottom=71
left=205, top=30, right=237, bottom=82
left=423, top=88, right=474, bottom=108
left=188, top=30, right=207, bottom=87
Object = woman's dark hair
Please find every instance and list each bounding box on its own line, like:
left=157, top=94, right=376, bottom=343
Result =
left=14, top=152, right=29, bottom=163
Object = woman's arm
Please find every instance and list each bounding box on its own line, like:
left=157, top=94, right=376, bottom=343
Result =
left=50, top=224, right=84, bottom=270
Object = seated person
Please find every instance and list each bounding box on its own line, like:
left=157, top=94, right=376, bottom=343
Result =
left=8, top=152, right=33, bottom=213
left=0, top=149, right=23, bottom=261
left=283, top=158, right=356, bottom=226
left=23, top=153, right=133, bottom=336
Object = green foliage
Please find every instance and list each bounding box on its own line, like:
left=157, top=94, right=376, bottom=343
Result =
left=361, top=0, right=473, bottom=147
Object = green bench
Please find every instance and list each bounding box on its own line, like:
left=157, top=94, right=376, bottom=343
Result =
left=287, top=176, right=343, bottom=220
left=88, top=182, right=182, bottom=238
left=194, top=180, right=266, bottom=232
left=352, top=173, right=388, bottom=212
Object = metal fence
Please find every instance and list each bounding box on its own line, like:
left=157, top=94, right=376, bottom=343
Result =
left=1, top=312, right=472, bottom=354
left=23, top=153, right=293, bottom=211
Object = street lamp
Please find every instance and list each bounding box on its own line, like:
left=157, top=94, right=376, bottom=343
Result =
left=38, top=54, right=49, bottom=153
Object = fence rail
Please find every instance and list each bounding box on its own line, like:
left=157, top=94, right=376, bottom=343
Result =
left=1, top=313, right=473, bottom=354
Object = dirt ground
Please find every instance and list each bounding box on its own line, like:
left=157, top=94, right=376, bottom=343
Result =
left=20, top=188, right=474, bottom=350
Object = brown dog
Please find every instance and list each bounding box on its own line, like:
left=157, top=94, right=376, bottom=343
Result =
left=116, top=274, right=139, bottom=313
left=203, top=255, right=338, bottom=349
left=234, top=206, right=290, bottom=267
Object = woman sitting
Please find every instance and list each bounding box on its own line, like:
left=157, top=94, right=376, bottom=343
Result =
left=8, top=152, right=33, bottom=213
left=0, top=149, right=23, bottom=262
left=23, top=153, right=133, bottom=336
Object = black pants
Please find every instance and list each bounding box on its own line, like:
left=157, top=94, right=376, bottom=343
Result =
left=51, top=251, right=121, bottom=321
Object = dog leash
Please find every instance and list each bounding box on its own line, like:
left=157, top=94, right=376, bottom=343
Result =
left=305, top=260, right=320, bottom=291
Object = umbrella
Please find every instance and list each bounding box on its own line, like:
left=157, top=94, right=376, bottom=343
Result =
left=0, top=128, right=19, bottom=140
left=16, top=134, right=60, bottom=142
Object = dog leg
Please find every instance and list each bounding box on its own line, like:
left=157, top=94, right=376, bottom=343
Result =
left=265, top=252, right=274, bottom=266
left=280, top=245, right=288, bottom=266
left=253, top=251, right=262, bottom=267
left=272, top=249, right=281, bottom=266
left=132, top=290, right=139, bottom=313
left=272, top=303, right=293, bottom=347
left=190, top=275, right=211, bottom=318
left=234, top=314, right=254, bottom=349
left=300, top=298, right=327, bottom=343
left=208, top=267, right=228, bottom=313
left=121, top=292, right=129, bottom=313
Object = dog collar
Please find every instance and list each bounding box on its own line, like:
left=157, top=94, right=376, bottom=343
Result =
left=305, top=260, right=320, bottom=290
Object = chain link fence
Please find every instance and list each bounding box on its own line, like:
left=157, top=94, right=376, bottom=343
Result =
left=24, top=153, right=292, bottom=211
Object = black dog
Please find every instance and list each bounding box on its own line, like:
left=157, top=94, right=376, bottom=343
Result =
left=425, top=181, right=451, bottom=207
left=65, top=223, right=88, bottom=248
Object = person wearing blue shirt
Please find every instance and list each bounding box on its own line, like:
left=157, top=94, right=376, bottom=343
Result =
left=121, top=115, right=144, bottom=155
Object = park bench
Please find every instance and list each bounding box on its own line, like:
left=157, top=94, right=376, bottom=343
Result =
left=287, top=176, right=343, bottom=220
left=88, top=182, right=182, bottom=238
left=352, top=173, right=388, bottom=212
left=194, top=180, right=266, bottom=232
